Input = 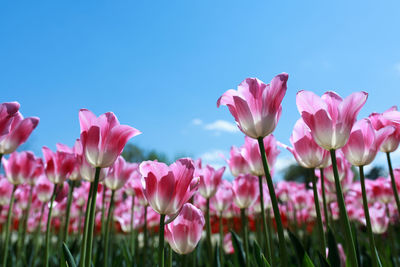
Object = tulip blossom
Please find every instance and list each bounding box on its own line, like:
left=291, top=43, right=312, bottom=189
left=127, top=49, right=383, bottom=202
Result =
left=79, top=109, right=141, bottom=168
left=0, top=103, right=39, bottom=155
left=2, top=151, right=40, bottom=185
left=210, top=180, right=233, bottom=214
left=342, top=119, right=394, bottom=166
left=35, top=176, right=55, bottom=203
left=196, top=165, right=225, bottom=199
left=369, top=106, right=400, bottom=153
left=104, top=156, right=136, bottom=191
left=323, top=150, right=351, bottom=182
left=0, top=175, right=13, bottom=205
left=232, top=174, right=259, bottom=209
left=217, top=74, right=288, bottom=139
left=282, top=118, right=330, bottom=169
left=42, top=146, right=76, bottom=185
left=140, top=158, right=198, bottom=216
left=226, top=145, right=250, bottom=177
left=241, top=135, right=280, bottom=176
left=296, top=90, right=368, bottom=150
left=165, top=203, right=205, bottom=255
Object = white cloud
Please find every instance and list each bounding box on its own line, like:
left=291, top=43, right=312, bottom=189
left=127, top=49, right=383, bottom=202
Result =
left=192, top=118, right=203, bottom=125
left=197, top=149, right=233, bottom=180
left=204, top=120, right=238, bottom=133
left=395, top=62, right=400, bottom=74
left=274, top=156, right=296, bottom=174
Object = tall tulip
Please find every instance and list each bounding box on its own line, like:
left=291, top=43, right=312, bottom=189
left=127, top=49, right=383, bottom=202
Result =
left=140, top=158, right=198, bottom=267
left=282, top=118, right=330, bottom=256
left=227, top=145, right=250, bottom=177
left=0, top=103, right=39, bottom=156
left=165, top=203, right=205, bottom=255
left=342, top=118, right=393, bottom=267
left=371, top=107, right=400, bottom=219
left=218, top=73, right=289, bottom=266
left=78, top=109, right=140, bottom=267
left=232, top=174, right=258, bottom=267
left=196, top=164, right=225, bottom=258
left=103, top=156, right=136, bottom=267
left=297, top=90, right=367, bottom=267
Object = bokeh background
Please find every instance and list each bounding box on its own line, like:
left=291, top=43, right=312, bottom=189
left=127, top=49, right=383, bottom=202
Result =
left=2, top=1, right=400, bottom=179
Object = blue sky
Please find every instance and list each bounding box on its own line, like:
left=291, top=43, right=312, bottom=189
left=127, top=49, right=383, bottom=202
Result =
left=1, top=1, right=400, bottom=178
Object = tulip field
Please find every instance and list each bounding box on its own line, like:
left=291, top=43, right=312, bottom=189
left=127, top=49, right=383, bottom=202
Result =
left=2, top=73, right=400, bottom=267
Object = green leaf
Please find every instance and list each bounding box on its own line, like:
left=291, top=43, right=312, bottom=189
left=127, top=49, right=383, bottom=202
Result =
left=214, top=244, right=221, bottom=267
left=317, top=251, right=331, bottom=267
left=288, top=230, right=315, bottom=267
left=327, top=227, right=340, bottom=267
left=252, top=240, right=270, bottom=267
left=230, top=230, right=246, bottom=267
left=62, top=242, right=77, bottom=267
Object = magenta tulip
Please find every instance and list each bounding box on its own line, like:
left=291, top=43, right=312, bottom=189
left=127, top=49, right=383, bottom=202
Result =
left=342, top=118, right=394, bottom=166
left=369, top=106, right=400, bottom=153
left=232, top=174, right=259, bottom=209
left=139, top=158, right=198, bottom=216
left=79, top=109, right=141, bottom=168
left=210, top=180, right=233, bottom=213
left=282, top=118, right=330, bottom=168
left=104, top=156, right=136, bottom=190
left=241, top=135, right=280, bottom=176
left=2, top=151, right=41, bottom=185
left=196, top=165, right=225, bottom=199
left=227, top=146, right=250, bottom=177
left=296, top=90, right=368, bottom=150
left=165, top=203, right=205, bottom=255
left=0, top=104, right=39, bottom=155
left=217, top=74, right=288, bottom=139
left=42, top=146, right=76, bottom=185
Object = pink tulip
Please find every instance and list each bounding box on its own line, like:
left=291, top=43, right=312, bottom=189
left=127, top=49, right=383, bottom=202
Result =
left=0, top=175, right=13, bottom=205
left=35, top=176, right=55, bottom=203
left=232, top=174, right=259, bottom=209
left=139, top=158, right=198, bottom=215
left=241, top=135, right=280, bottom=176
left=42, top=146, right=76, bottom=185
left=296, top=90, right=368, bottom=150
left=282, top=118, right=330, bottom=168
left=196, top=165, right=225, bottom=199
left=104, top=156, right=136, bottom=190
left=369, top=203, right=389, bottom=234
left=0, top=103, right=39, bottom=155
left=165, top=203, right=205, bottom=255
left=342, top=119, right=394, bottom=166
left=323, top=150, right=351, bottom=182
left=79, top=109, right=141, bottom=168
left=369, top=106, right=400, bottom=153
left=226, top=146, right=250, bottom=177
left=217, top=74, right=289, bottom=139
left=2, top=151, right=41, bottom=185
left=210, top=180, right=233, bottom=214
left=56, top=141, right=82, bottom=181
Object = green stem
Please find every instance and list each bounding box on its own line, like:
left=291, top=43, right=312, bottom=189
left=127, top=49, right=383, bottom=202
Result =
left=63, top=181, right=75, bottom=243
left=240, top=208, right=250, bottom=267
left=205, top=198, right=213, bottom=258
left=386, top=152, right=400, bottom=220
left=311, top=168, right=326, bottom=256
left=167, top=245, right=172, bottom=267
left=320, top=168, right=330, bottom=227
left=258, top=175, right=272, bottom=264
left=17, top=184, right=33, bottom=261
left=257, top=137, right=287, bottom=267
left=130, top=195, right=136, bottom=254
left=219, top=213, right=224, bottom=266
left=104, top=189, right=115, bottom=267
left=158, top=214, right=166, bottom=267
left=31, top=202, right=46, bottom=265
left=143, top=206, right=148, bottom=261
left=359, top=165, right=379, bottom=267
left=330, top=149, right=358, bottom=267
left=79, top=180, right=95, bottom=267
left=101, top=186, right=107, bottom=237
left=84, top=167, right=101, bottom=267
left=45, top=184, right=58, bottom=267
left=2, top=184, right=17, bottom=267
